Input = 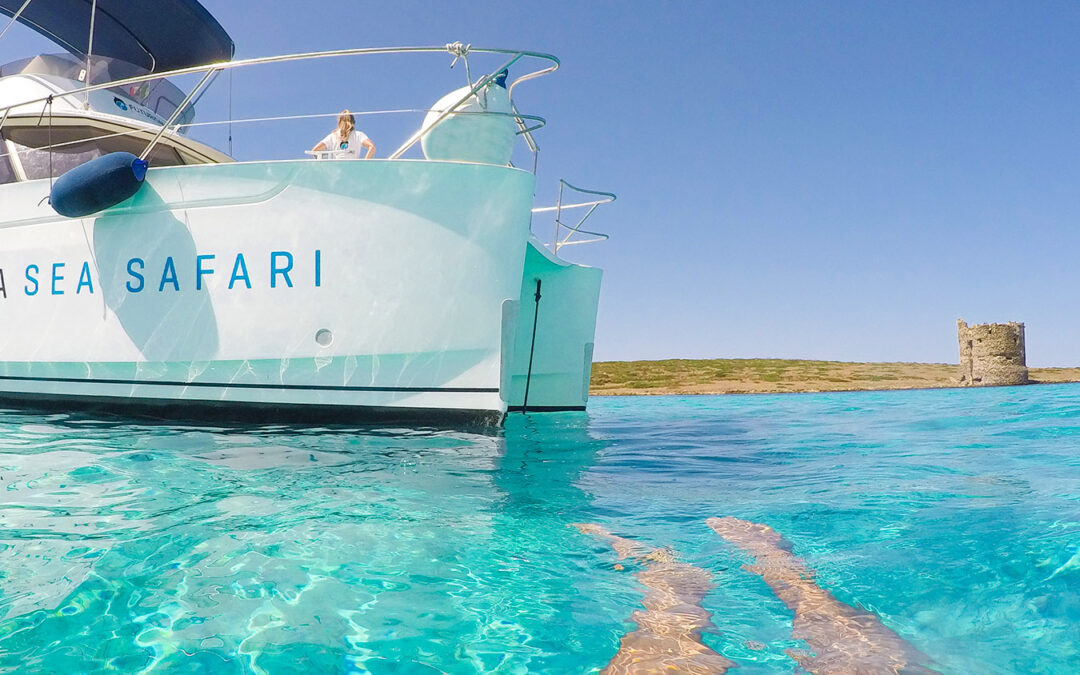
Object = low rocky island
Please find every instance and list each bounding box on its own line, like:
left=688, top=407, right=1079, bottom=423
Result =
left=589, top=359, right=1080, bottom=396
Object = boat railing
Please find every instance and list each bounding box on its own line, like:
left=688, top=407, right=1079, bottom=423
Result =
left=0, top=107, right=549, bottom=178
left=0, top=44, right=559, bottom=169
left=184, top=109, right=547, bottom=152
left=0, top=106, right=548, bottom=168
left=532, top=179, right=617, bottom=252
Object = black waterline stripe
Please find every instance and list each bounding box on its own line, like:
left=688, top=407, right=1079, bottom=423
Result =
left=0, top=391, right=504, bottom=426
left=0, top=375, right=498, bottom=394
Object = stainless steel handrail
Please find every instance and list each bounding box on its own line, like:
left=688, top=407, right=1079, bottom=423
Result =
left=0, top=108, right=548, bottom=166
left=139, top=67, right=217, bottom=160
left=388, top=50, right=530, bottom=159
left=533, top=179, right=616, bottom=251
left=0, top=44, right=560, bottom=165
left=0, top=45, right=559, bottom=117
left=175, top=109, right=546, bottom=134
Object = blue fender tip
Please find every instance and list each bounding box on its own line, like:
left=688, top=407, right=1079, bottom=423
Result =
left=50, top=152, right=149, bottom=218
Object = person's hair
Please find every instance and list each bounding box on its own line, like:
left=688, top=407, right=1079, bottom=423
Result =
left=337, top=110, right=355, bottom=141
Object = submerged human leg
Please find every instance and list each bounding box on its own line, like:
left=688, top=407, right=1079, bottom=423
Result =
left=706, top=517, right=935, bottom=674
left=573, top=523, right=735, bottom=675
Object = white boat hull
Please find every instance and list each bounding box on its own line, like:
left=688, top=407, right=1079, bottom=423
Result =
left=0, top=159, right=539, bottom=422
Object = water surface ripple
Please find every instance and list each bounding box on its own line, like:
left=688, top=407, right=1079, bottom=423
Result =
left=0, top=385, right=1078, bottom=673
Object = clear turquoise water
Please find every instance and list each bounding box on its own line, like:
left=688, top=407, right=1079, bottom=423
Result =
left=1, top=385, right=1079, bottom=673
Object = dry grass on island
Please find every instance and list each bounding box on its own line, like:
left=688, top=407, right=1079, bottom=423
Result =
left=589, top=359, right=1080, bottom=396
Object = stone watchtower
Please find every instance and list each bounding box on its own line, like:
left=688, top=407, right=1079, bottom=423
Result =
left=957, top=319, right=1029, bottom=387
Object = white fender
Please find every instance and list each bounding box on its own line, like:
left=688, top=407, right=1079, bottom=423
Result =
left=420, top=82, right=515, bottom=165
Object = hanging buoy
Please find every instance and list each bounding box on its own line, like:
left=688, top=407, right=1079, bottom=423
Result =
left=50, top=152, right=149, bottom=218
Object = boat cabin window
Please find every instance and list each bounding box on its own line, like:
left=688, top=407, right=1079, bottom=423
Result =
left=0, top=54, right=193, bottom=128
left=0, top=133, right=15, bottom=185
left=5, top=126, right=184, bottom=181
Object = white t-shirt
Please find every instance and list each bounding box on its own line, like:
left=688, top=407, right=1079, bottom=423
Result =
left=319, top=129, right=371, bottom=158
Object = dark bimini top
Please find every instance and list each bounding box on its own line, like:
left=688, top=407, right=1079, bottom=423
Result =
left=0, top=0, right=234, bottom=73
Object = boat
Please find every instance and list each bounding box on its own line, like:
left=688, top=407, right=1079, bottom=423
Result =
left=0, top=0, right=613, bottom=424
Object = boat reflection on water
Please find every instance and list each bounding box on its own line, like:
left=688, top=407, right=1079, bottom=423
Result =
left=0, top=410, right=618, bottom=671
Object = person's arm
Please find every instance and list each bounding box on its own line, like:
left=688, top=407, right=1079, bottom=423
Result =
left=361, top=138, right=376, bottom=159
left=313, top=132, right=335, bottom=153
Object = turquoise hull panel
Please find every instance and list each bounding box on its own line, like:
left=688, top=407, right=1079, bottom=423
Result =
left=507, top=238, right=602, bottom=410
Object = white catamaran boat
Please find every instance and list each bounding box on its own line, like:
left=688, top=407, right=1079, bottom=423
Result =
left=0, top=0, right=613, bottom=424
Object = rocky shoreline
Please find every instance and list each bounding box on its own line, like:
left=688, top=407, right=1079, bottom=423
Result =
left=589, top=359, right=1080, bottom=396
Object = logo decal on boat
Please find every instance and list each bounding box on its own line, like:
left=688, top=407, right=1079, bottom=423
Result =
left=113, top=97, right=128, bottom=111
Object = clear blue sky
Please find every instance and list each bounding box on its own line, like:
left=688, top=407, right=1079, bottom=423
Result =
left=5, top=1, right=1080, bottom=366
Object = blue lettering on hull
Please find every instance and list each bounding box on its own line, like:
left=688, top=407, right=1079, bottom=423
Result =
left=126, top=259, right=145, bottom=292
left=12, top=251, right=323, bottom=298
left=229, top=254, right=251, bottom=290
left=24, top=264, right=38, bottom=296
left=76, top=262, right=94, bottom=294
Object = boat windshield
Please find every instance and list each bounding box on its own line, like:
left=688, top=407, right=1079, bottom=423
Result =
left=0, top=132, right=14, bottom=184
left=5, top=125, right=184, bottom=180
left=0, top=53, right=194, bottom=126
